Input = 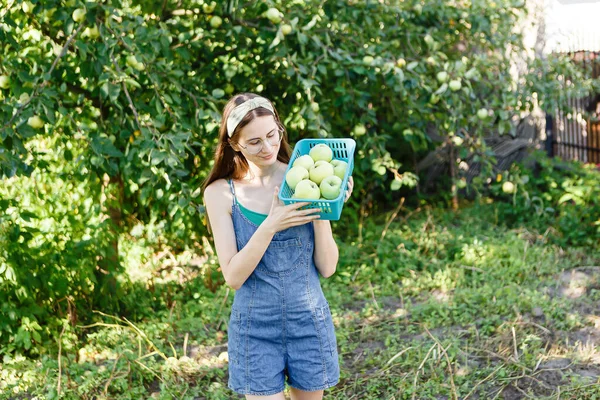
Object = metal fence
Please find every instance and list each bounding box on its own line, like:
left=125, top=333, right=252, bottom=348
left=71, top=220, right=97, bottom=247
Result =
left=549, top=50, right=600, bottom=164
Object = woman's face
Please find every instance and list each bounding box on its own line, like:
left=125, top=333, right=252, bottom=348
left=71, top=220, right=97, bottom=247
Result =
left=235, top=115, right=281, bottom=166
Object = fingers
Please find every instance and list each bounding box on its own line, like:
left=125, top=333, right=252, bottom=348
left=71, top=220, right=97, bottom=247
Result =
left=286, top=215, right=321, bottom=228
left=285, top=201, right=312, bottom=211
left=271, top=186, right=283, bottom=208
left=298, top=207, right=322, bottom=216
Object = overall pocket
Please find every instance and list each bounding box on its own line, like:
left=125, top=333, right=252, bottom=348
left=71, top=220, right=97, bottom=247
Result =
left=258, top=237, right=304, bottom=275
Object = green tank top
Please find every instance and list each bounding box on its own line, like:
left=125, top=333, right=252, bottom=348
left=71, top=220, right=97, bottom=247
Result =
left=229, top=179, right=268, bottom=226
left=238, top=201, right=268, bottom=226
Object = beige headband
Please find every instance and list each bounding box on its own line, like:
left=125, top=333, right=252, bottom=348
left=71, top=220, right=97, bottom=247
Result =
left=227, top=97, right=275, bottom=137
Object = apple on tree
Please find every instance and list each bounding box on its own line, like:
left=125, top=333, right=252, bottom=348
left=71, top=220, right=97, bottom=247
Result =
left=293, top=179, right=320, bottom=200
left=309, top=160, right=334, bottom=185
left=210, top=16, right=222, bottom=28
left=27, top=115, right=44, bottom=129
left=293, top=154, right=314, bottom=170
left=285, top=165, right=309, bottom=191
left=0, top=75, right=10, bottom=89
left=309, top=143, right=333, bottom=162
left=203, top=1, right=217, bottom=13
left=353, top=124, right=366, bottom=136
left=281, top=24, right=292, bottom=35
left=266, top=7, right=283, bottom=24
left=72, top=8, right=86, bottom=23
left=126, top=55, right=144, bottom=71
left=449, top=79, right=462, bottom=91
left=436, top=71, right=448, bottom=83
left=320, top=175, right=343, bottom=200
left=330, top=159, right=347, bottom=180
left=477, top=108, right=488, bottom=120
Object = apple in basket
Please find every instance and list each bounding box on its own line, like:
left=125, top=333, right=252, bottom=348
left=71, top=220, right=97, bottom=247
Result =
left=285, top=166, right=309, bottom=191
left=309, top=160, right=334, bottom=185
left=293, top=154, right=314, bottom=170
left=309, top=143, right=333, bottom=163
left=320, top=175, right=343, bottom=200
left=293, top=179, right=320, bottom=200
left=330, top=159, right=347, bottom=180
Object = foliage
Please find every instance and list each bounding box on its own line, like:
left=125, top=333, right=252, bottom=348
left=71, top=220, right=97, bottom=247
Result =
left=485, top=151, right=600, bottom=247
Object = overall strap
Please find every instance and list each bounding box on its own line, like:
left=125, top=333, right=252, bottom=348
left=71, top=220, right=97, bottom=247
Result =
left=228, top=179, right=238, bottom=204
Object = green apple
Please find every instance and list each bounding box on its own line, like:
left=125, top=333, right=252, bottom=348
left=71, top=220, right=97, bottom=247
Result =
left=502, top=181, right=515, bottom=194
left=363, top=55, right=374, bottom=66
left=126, top=55, right=144, bottom=70
left=285, top=165, right=309, bottom=191
left=266, top=7, right=282, bottom=24
left=281, top=24, right=292, bottom=35
left=22, top=1, right=34, bottom=13
left=309, top=143, right=333, bottom=163
left=330, top=159, right=348, bottom=180
left=310, top=102, right=319, bottom=113
left=320, top=175, right=343, bottom=200
left=413, top=4, right=422, bottom=15
left=212, top=88, right=225, bottom=99
left=396, top=58, right=406, bottom=68
left=353, top=124, right=366, bottom=136
left=430, top=94, right=440, bottom=104
left=27, top=115, right=44, bottom=129
left=452, top=136, right=463, bottom=146
left=224, top=83, right=234, bottom=94
left=449, top=79, right=462, bottom=91
left=477, top=108, right=488, bottom=120
left=436, top=71, right=448, bottom=83
left=293, top=179, right=320, bottom=200
left=0, top=75, right=10, bottom=89
left=293, top=154, right=314, bottom=170
left=19, top=92, right=30, bottom=104
left=83, top=26, right=100, bottom=39
left=203, top=1, right=216, bottom=13
left=424, top=34, right=435, bottom=48
left=210, top=16, right=222, bottom=28
left=72, top=8, right=86, bottom=22
left=309, top=160, right=334, bottom=185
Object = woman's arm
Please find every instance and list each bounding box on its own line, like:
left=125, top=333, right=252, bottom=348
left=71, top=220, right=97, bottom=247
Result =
left=312, top=220, right=339, bottom=278
left=204, top=181, right=275, bottom=290
left=312, top=176, right=354, bottom=278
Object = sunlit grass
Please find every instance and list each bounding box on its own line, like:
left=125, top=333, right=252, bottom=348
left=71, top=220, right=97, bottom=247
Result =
left=1, top=201, right=599, bottom=399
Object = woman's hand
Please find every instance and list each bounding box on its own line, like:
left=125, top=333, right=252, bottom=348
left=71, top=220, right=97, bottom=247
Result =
left=263, top=186, right=321, bottom=234
left=344, top=176, right=354, bottom=203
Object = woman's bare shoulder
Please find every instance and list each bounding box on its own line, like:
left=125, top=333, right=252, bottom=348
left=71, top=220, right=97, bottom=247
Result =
left=204, top=179, right=233, bottom=210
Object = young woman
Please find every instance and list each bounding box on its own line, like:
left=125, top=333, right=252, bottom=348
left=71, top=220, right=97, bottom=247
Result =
left=202, top=93, right=353, bottom=399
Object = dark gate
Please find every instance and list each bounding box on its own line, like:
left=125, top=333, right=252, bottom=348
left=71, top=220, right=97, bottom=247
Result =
left=549, top=50, right=600, bottom=164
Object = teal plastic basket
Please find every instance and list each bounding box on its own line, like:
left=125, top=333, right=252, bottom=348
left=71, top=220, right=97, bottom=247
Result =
left=278, top=138, right=356, bottom=220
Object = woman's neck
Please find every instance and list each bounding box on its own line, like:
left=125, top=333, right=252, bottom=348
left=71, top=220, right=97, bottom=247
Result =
left=243, top=161, right=283, bottom=186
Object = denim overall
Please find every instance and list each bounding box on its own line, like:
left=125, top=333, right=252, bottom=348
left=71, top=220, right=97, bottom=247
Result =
left=227, top=180, right=340, bottom=396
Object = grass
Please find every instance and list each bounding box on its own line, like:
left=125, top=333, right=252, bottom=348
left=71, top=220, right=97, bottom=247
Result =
left=1, top=200, right=599, bottom=400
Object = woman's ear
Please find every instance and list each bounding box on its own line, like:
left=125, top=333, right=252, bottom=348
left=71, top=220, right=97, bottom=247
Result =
left=228, top=139, right=240, bottom=152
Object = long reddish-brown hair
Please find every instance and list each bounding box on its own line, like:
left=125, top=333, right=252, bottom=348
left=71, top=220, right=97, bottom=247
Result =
left=202, top=93, right=292, bottom=192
